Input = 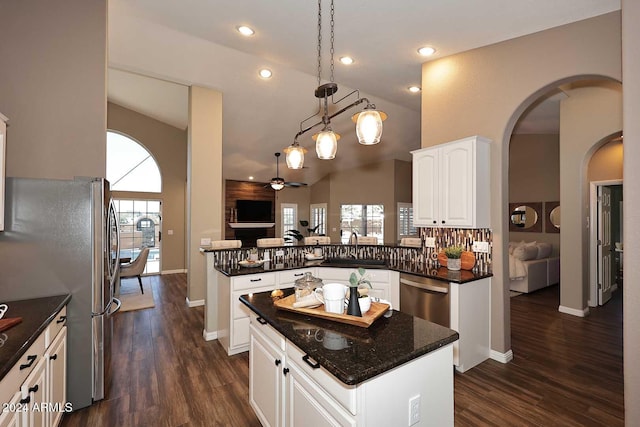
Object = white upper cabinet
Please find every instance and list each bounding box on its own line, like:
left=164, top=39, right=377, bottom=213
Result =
left=0, top=113, right=7, bottom=232
left=412, top=136, right=491, bottom=229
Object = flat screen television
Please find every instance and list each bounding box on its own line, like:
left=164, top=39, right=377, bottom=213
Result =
left=236, top=200, right=273, bottom=222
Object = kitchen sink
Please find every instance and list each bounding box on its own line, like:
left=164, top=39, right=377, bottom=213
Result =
left=321, top=257, right=388, bottom=267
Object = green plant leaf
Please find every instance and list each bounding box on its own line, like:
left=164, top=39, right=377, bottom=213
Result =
left=358, top=267, right=366, bottom=276
left=349, top=272, right=358, bottom=287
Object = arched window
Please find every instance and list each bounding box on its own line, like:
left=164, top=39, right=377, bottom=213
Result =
left=107, top=131, right=161, bottom=192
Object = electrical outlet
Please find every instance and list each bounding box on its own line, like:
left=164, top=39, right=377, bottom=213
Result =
left=424, top=237, right=436, bottom=248
left=200, top=238, right=211, bottom=246
left=472, top=241, right=489, bottom=253
left=275, top=250, right=285, bottom=257
left=409, top=395, right=420, bottom=426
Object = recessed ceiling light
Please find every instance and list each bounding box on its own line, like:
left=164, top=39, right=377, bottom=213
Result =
left=339, top=56, right=354, bottom=65
left=417, top=46, right=436, bottom=56
left=237, top=25, right=255, bottom=37
left=408, top=86, right=421, bottom=93
left=259, top=68, right=272, bottom=79
left=248, top=176, right=254, bottom=180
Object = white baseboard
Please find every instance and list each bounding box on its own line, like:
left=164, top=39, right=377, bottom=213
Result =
left=203, top=329, right=218, bottom=341
left=490, top=349, right=513, bottom=364
left=558, top=305, right=589, bottom=317
left=186, top=297, right=205, bottom=308
left=162, top=269, right=187, bottom=275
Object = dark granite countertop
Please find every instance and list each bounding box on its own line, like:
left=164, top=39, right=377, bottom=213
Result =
left=216, top=258, right=491, bottom=284
left=0, top=294, right=71, bottom=381
left=240, top=288, right=459, bottom=386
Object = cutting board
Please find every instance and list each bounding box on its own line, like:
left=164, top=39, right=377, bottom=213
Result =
left=437, top=251, right=476, bottom=270
left=0, top=317, right=22, bottom=333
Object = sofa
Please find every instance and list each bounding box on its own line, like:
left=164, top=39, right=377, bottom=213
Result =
left=509, top=241, right=560, bottom=293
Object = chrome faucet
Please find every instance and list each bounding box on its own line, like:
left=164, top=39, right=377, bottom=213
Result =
left=349, top=232, right=358, bottom=258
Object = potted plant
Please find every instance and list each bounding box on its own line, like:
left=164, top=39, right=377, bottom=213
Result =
left=284, top=220, right=323, bottom=244
left=444, top=245, right=464, bottom=271
left=347, top=267, right=372, bottom=316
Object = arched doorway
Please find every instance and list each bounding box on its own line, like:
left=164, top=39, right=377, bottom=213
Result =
left=107, top=130, right=163, bottom=274
left=504, top=78, right=622, bottom=317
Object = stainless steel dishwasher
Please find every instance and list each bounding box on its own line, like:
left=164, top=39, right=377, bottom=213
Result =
left=399, top=273, right=450, bottom=327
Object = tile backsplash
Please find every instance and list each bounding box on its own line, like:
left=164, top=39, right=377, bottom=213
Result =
left=208, top=227, right=492, bottom=273
left=419, top=227, right=492, bottom=272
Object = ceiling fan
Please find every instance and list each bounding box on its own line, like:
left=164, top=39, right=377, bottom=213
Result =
left=268, top=152, right=307, bottom=190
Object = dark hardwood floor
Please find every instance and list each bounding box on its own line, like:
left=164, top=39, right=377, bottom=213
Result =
left=62, top=276, right=624, bottom=426
left=455, top=285, right=624, bottom=426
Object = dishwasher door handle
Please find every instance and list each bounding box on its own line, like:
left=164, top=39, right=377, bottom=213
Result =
left=400, top=278, right=449, bottom=294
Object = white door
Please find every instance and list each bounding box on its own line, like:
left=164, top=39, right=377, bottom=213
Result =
left=598, top=186, right=613, bottom=305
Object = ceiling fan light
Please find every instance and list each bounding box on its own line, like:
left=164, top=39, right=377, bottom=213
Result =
left=283, top=144, right=307, bottom=169
left=355, top=108, right=383, bottom=145
left=270, top=178, right=285, bottom=191
left=313, top=129, right=339, bottom=160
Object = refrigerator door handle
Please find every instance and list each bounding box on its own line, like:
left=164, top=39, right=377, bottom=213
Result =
left=91, top=299, right=112, bottom=317
left=108, top=298, right=122, bottom=317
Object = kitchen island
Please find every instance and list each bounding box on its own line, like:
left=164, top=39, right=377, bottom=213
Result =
left=240, top=288, right=458, bottom=426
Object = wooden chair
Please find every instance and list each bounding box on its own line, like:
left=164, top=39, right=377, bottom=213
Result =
left=120, top=247, right=150, bottom=294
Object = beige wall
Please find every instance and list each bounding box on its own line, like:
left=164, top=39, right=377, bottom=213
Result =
left=107, top=102, right=188, bottom=273
left=622, top=2, right=640, bottom=421
left=0, top=0, right=107, bottom=179
left=587, top=138, right=624, bottom=181
left=559, top=82, right=622, bottom=311
left=321, top=159, right=406, bottom=244
left=188, top=87, right=223, bottom=304
left=421, top=12, right=622, bottom=357
left=509, top=134, right=560, bottom=255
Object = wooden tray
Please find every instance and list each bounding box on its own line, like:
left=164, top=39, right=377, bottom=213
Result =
left=0, top=317, right=22, bottom=333
left=437, top=250, right=476, bottom=270
left=274, top=294, right=389, bottom=328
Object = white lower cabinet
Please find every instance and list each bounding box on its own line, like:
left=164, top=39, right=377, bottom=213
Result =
left=249, top=313, right=454, bottom=426
left=0, top=308, right=67, bottom=427
left=249, top=323, right=285, bottom=427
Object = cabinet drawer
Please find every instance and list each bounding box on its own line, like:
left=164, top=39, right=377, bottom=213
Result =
left=250, top=313, right=285, bottom=351
left=278, top=268, right=315, bottom=286
left=46, top=305, right=67, bottom=348
left=0, top=330, right=46, bottom=405
left=233, top=272, right=276, bottom=291
left=316, top=267, right=350, bottom=282
left=286, top=341, right=357, bottom=415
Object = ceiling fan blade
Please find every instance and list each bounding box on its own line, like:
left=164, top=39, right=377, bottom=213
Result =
left=284, top=182, right=308, bottom=188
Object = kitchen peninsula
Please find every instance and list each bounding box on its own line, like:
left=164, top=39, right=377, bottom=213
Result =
left=241, top=288, right=459, bottom=426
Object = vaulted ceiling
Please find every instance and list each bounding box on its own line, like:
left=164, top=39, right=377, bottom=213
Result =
left=107, top=0, right=620, bottom=185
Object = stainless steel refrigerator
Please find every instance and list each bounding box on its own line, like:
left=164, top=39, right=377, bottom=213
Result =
left=0, top=177, right=120, bottom=409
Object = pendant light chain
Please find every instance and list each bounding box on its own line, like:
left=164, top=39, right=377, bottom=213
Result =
left=317, top=0, right=322, bottom=87
left=329, top=0, right=335, bottom=83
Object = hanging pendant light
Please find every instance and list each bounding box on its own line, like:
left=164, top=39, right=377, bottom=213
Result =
left=352, top=104, right=387, bottom=145
left=285, top=0, right=388, bottom=165
left=313, top=127, right=340, bottom=160
left=283, top=142, right=307, bottom=169
left=270, top=153, right=285, bottom=191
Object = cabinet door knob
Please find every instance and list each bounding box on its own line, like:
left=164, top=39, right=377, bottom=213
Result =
left=275, top=359, right=281, bottom=366
left=432, top=220, right=437, bottom=224
left=256, top=317, right=268, bottom=325
left=283, top=367, right=290, bottom=376
left=56, top=315, right=67, bottom=324
left=50, top=354, right=58, bottom=361
left=441, top=220, right=446, bottom=224
left=20, top=355, right=37, bottom=370
left=20, top=396, right=30, bottom=404
left=28, top=385, right=39, bottom=394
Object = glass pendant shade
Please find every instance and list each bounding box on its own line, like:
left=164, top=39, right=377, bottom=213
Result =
left=314, top=129, right=340, bottom=160
left=284, top=144, right=307, bottom=169
left=270, top=178, right=285, bottom=191
left=355, top=109, right=383, bottom=145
